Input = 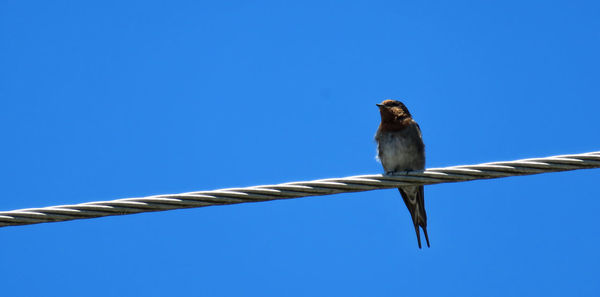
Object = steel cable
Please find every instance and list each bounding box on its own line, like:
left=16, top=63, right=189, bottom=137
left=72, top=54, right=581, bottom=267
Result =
left=1, top=151, right=598, bottom=228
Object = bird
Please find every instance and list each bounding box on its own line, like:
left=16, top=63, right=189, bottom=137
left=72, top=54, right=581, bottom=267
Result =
left=375, top=99, right=430, bottom=248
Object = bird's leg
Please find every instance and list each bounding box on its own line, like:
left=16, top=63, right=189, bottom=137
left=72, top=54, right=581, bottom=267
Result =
left=385, top=169, right=412, bottom=176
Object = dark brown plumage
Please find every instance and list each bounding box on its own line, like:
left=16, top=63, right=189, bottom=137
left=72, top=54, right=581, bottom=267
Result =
left=375, top=99, right=430, bottom=248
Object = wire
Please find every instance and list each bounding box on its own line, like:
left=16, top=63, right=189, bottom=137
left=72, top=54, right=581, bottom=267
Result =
left=1, top=151, right=598, bottom=228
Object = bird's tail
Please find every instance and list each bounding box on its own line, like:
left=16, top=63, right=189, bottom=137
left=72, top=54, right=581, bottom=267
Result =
left=398, top=186, right=430, bottom=248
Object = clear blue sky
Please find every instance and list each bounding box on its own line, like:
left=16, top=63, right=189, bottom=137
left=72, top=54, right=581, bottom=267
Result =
left=1, top=1, right=599, bottom=296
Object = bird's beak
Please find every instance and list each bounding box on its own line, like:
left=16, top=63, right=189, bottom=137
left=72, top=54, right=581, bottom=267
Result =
left=376, top=103, right=383, bottom=107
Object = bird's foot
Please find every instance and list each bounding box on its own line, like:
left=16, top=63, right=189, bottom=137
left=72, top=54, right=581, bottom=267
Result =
left=385, top=170, right=411, bottom=176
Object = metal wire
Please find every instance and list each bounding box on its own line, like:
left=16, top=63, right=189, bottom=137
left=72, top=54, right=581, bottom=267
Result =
left=1, top=151, right=598, bottom=228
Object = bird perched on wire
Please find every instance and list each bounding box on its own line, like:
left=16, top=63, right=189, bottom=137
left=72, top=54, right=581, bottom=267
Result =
left=375, top=99, right=430, bottom=248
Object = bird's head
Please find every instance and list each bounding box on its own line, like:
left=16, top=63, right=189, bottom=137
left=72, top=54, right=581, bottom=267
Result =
left=376, top=99, right=412, bottom=122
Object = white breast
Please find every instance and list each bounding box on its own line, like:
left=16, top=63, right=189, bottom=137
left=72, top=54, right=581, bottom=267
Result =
left=376, top=130, right=424, bottom=173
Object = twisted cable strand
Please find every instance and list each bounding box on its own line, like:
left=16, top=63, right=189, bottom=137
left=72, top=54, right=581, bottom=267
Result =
left=1, top=151, right=598, bottom=228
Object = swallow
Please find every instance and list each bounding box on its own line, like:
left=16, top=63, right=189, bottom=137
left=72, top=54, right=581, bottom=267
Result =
left=375, top=99, right=430, bottom=248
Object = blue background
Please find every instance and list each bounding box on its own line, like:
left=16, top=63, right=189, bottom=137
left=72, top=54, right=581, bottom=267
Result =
left=1, top=1, right=599, bottom=296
